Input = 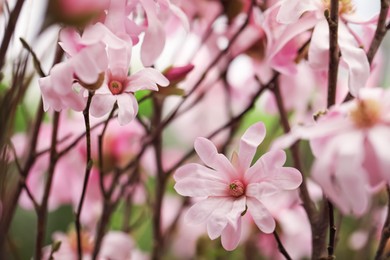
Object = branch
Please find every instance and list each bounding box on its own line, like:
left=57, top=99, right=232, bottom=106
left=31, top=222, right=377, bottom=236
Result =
left=273, top=231, right=292, bottom=260
left=35, top=111, right=60, bottom=260
left=375, top=186, right=390, bottom=260
left=367, top=0, right=390, bottom=64
left=75, top=91, right=94, bottom=259
left=325, top=0, right=340, bottom=108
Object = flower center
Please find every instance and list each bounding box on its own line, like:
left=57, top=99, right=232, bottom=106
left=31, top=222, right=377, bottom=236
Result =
left=109, top=80, right=124, bottom=95
left=350, top=99, right=381, bottom=128
left=323, top=0, right=355, bottom=15
left=228, top=180, right=245, bottom=197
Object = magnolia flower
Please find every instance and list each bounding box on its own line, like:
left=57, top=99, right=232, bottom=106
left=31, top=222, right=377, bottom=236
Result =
left=273, top=87, right=390, bottom=216
left=174, top=122, right=302, bottom=250
left=90, top=46, right=169, bottom=125
left=275, top=0, right=371, bottom=96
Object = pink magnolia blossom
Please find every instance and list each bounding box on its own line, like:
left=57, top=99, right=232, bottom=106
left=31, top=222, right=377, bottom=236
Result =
left=275, top=0, right=371, bottom=96
left=89, top=46, right=169, bottom=125
left=174, top=122, right=302, bottom=250
left=42, top=230, right=146, bottom=260
left=273, top=87, right=390, bottom=216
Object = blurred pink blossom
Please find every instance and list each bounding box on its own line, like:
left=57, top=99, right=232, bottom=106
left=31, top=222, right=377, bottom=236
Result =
left=273, top=87, right=390, bottom=216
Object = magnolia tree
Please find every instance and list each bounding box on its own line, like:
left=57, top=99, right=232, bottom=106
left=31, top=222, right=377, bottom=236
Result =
left=0, top=0, right=390, bottom=259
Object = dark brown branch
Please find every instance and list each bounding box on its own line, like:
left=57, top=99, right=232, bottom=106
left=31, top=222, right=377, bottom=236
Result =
left=0, top=0, right=25, bottom=71
left=75, top=92, right=94, bottom=260
left=367, top=0, right=390, bottom=64
left=375, top=186, right=390, bottom=260
left=35, top=111, right=60, bottom=260
left=272, top=80, right=324, bottom=258
left=325, top=0, right=340, bottom=108
left=327, top=201, right=336, bottom=258
left=273, top=230, right=292, bottom=260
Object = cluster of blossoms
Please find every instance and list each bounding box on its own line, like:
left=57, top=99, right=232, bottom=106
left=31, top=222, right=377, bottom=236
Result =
left=39, top=0, right=176, bottom=125
left=2, top=0, right=390, bottom=259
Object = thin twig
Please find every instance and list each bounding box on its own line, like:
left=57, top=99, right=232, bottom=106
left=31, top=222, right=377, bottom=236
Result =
left=367, top=0, right=390, bottom=64
left=75, top=92, right=94, bottom=259
left=273, top=231, right=292, bottom=260
left=325, top=0, right=340, bottom=108
left=35, top=111, right=60, bottom=260
left=375, top=186, right=390, bottom=260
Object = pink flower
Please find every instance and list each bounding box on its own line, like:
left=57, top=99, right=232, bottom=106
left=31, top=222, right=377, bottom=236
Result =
left=42, top=230, right=143, bottom=260
left=275, top=0, right=371, bottom=96
left=174, top=122, right=302, bottom=250
left=90, top=46, right=169, bottom=125
left=273, top=87, right=390, bottom=216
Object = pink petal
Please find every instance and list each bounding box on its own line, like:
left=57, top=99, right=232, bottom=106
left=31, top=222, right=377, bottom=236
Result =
left=59, top=27, right=84, bottom=56
left=194, top=137, right=237, bottom=180
left=277, top=0, right=318, bottom=24
left=368, top=126, right=390, bottom=184
left=308, top=20, right=330, bottom=70
left=245, top=150, right=285, bottom=183
left=338, top=22, right=370, bottom=96
left=185, top=197, right=225, bottom=225
left=49, top=62, right=74, bottom=95
left=174, top=163, right=228, bottom=197
left=72, top=43, right=108, bottom=84
left=107, top=46, right=132, bottom=73
left=206, top=198, right=243, bottom=240
left=90, top=94, right=117, bottom=118
left=238, top=122, right=266, bottom=170
left=246, top=182, right=281, bottom=199
left=247, top=197, right=275, bottom=233
left=117, top=93, right=138, bottom=125
left=82, top=23, right=130, bottom=49
left=221, top=217, right=242, bottom=251
left=126, top=68, right=169, bottom=92
left=140, top=0, right=166, bottom=66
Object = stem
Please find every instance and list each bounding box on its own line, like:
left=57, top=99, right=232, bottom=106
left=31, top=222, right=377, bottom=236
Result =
left=375, top=186, right=390, bottom=260
left=35, top=112, right=60, bottom=260
left=0, top=0, right=25, bottom=71
left=272, top=80, right=326, bottom=258
left=367, top=0, right=390, bottom=64
left=75, top=92, right=94, bottom=260
left=273, top=231, right=292, bottom=260
left=327, top=201, right=336, bottom=258
left=151, top=95, right=166, bottom=260
left=325, top=0, right=340, bottom=107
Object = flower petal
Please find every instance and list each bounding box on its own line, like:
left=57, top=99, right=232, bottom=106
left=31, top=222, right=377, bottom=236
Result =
left=90, top=94, right=116, bottom=118
left=117, top=94, right=138, bottom=125
left=238, top=122, right=266, bottom=170
left=174, top=163, right=228, bottom=197
left=247, top=197, right=275, bottom=233
left=221, top=217, right=242, bottom=251
left=194, top=137, right=237, bottom=180
left=185, top=197, right=224, bottom=225
left=338, top=22, right=370, bottom=96
left=277, top=0, right=318, bottom=24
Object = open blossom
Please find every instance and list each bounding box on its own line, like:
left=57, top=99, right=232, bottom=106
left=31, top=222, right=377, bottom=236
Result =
left=275, top=0, right=371, bottom=96
left=174, top=122, right=302, bottom=251
left=90, top=46, right=169, bottom=125
left=273, top=87, right=390, bottom=216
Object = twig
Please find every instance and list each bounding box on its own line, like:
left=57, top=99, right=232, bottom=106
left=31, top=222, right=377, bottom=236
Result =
left=35, top=111, right=60, bottom=260
left=273, top=230, right=292, bottom=260
left=325, top=0, right=340, bottom=108
left=75, top=91, right=94, bottom=259
left=327, top=201, right=336, bottom=258
left=0, top=0, right=25, bottom=71
left=375, top=186, right=390, bottom=260
left=367, top=0, right=390, bottom=64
